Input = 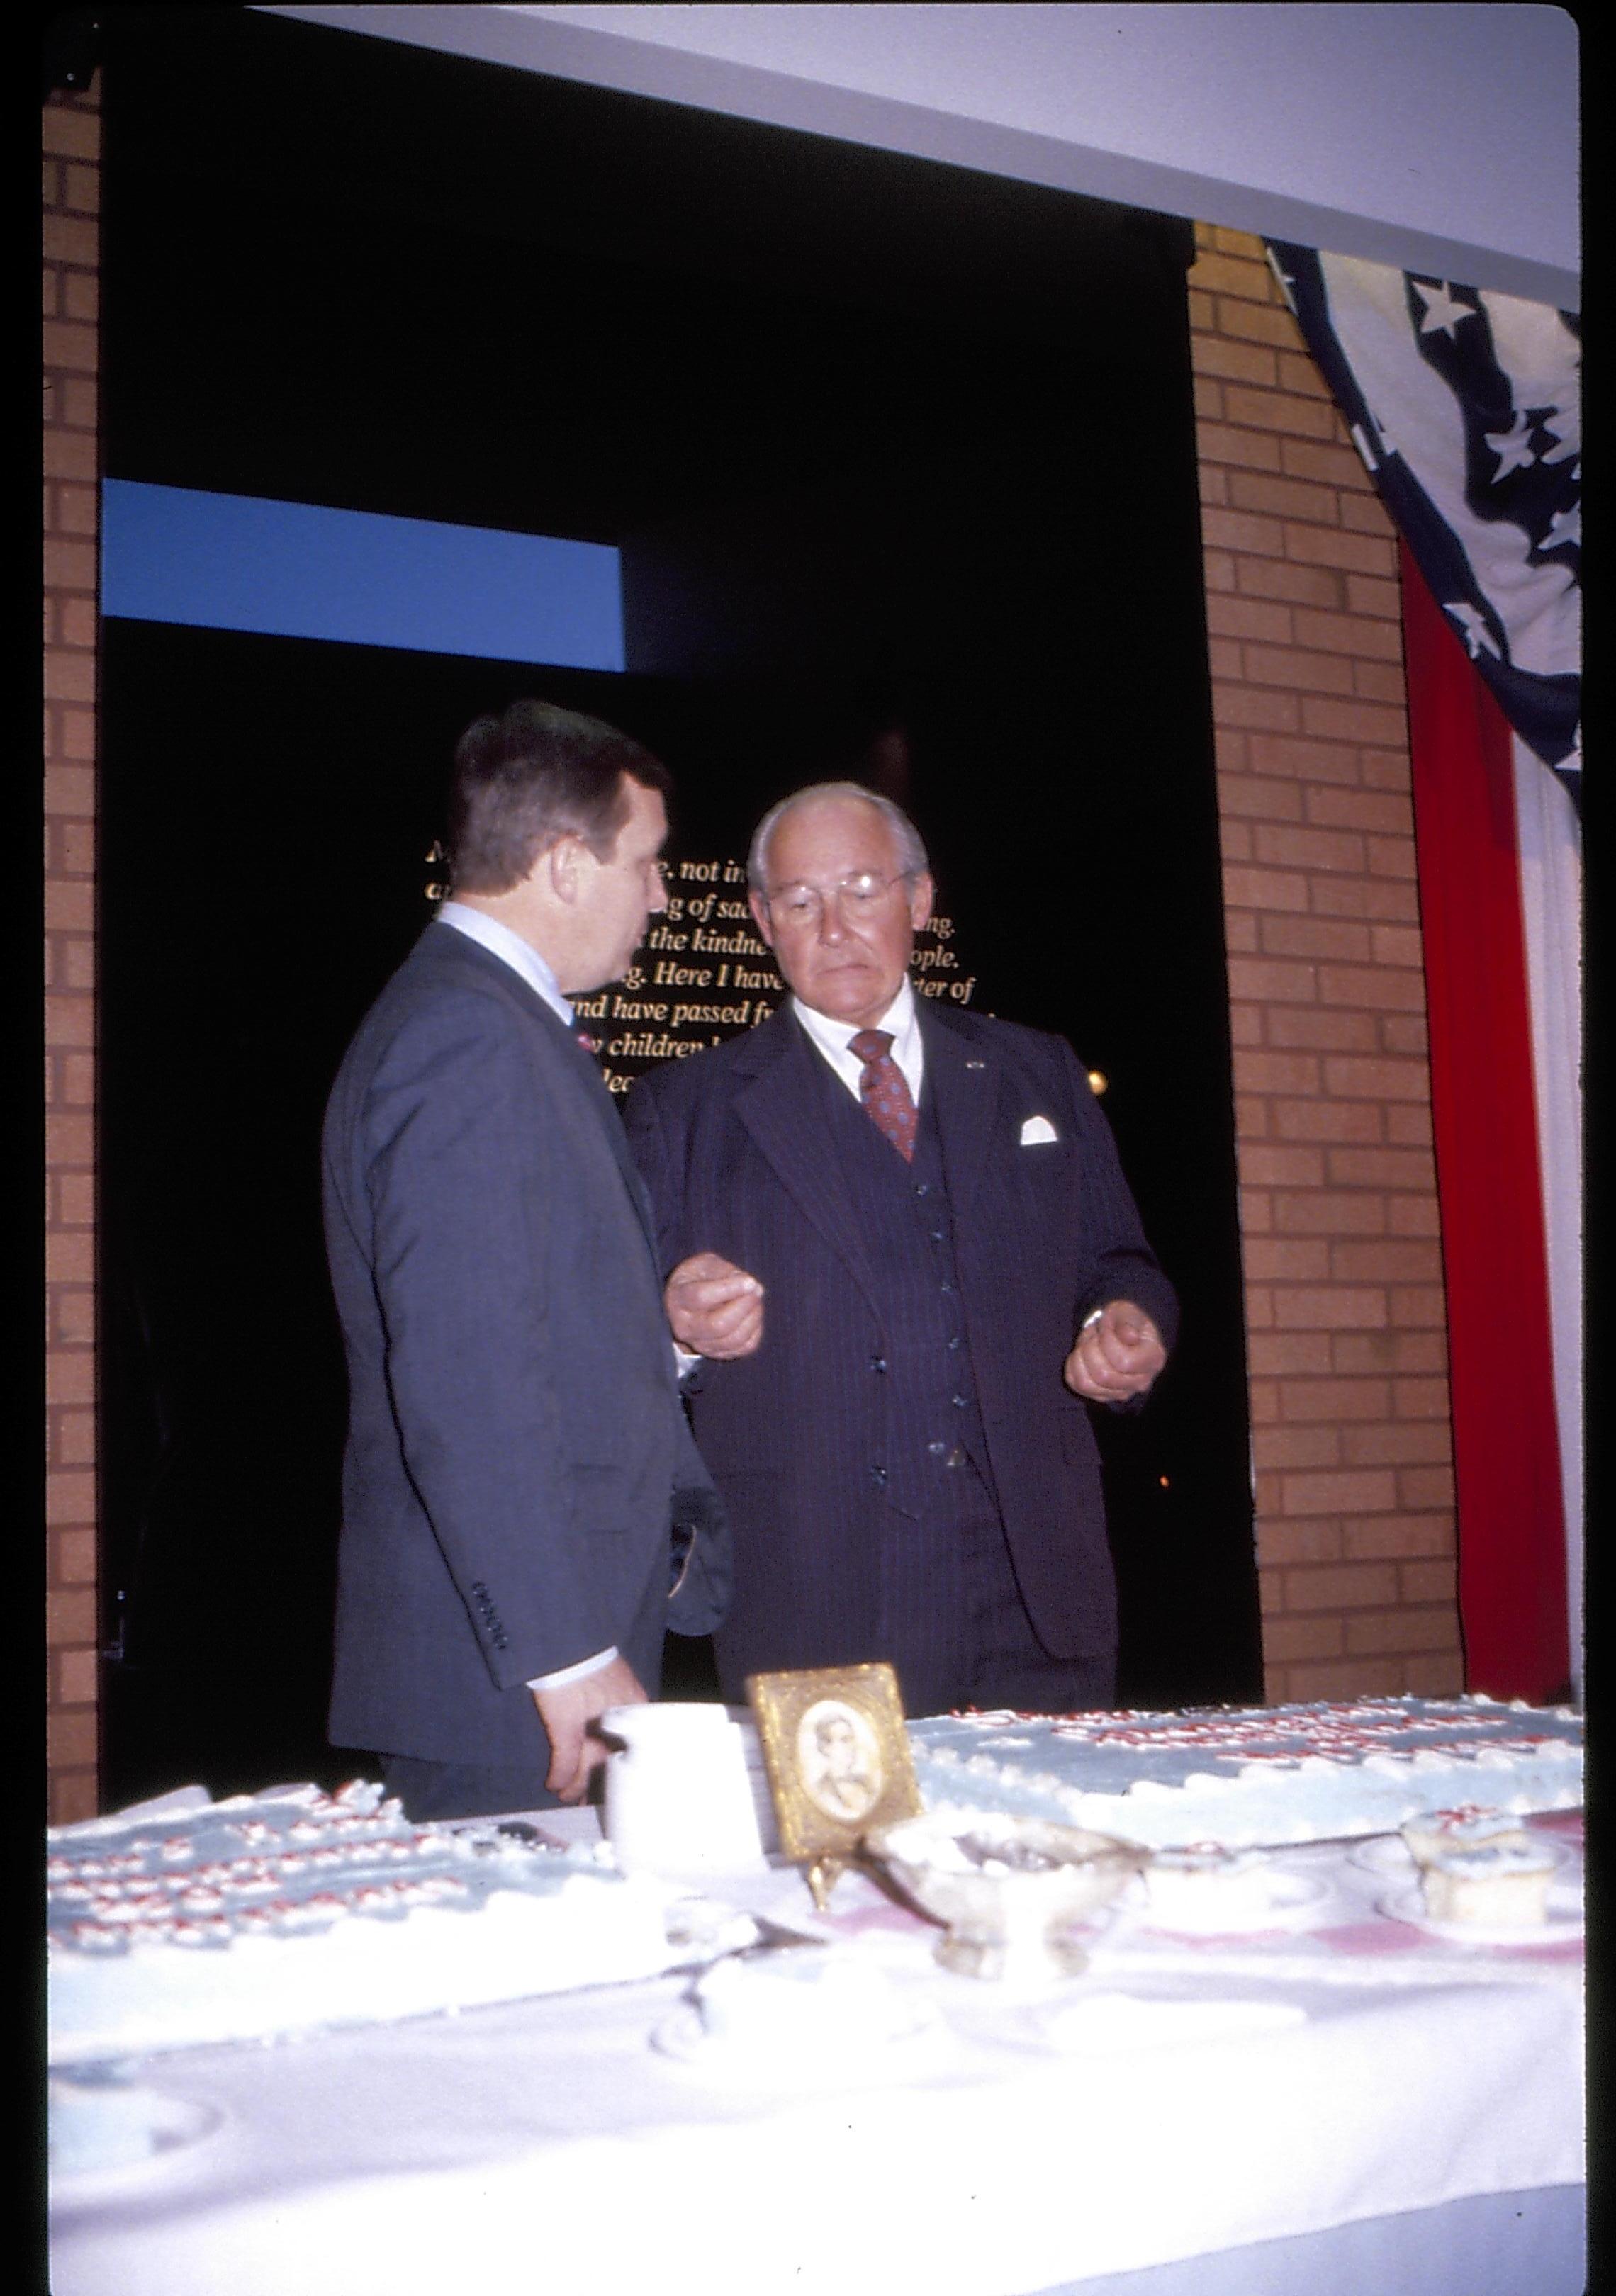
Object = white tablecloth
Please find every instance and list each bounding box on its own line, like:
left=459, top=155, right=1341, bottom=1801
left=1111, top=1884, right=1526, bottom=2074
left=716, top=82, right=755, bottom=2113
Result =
left=48, top=1814, right=1585, bottom=2296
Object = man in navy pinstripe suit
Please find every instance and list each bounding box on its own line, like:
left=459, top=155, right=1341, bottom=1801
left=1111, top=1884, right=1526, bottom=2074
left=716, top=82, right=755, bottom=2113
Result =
left=623, top=784, right=1175, bottom=1720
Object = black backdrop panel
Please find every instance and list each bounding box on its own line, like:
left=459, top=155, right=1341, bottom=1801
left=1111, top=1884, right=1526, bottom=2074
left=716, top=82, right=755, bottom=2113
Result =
left=100, top=9, right=1260, bottom=1801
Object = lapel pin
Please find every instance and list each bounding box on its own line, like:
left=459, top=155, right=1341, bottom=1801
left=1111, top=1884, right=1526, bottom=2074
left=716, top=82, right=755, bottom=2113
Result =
left=965, top=1059, right=985, bottom=1071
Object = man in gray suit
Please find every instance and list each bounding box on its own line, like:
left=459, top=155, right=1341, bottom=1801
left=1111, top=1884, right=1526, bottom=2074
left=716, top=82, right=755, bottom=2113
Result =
left=323, top=701, right=728, bottom=1821
left=625, top=782, right=1172, bottom=1721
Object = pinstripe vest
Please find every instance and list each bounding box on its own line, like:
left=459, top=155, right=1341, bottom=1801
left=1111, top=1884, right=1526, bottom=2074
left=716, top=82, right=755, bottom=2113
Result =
left=809, top=1048, right=997, bottom=1526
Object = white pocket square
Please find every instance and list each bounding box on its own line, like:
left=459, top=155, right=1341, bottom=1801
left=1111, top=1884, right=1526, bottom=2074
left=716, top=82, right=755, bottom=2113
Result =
left=1020, top=1115, right=1058, bottom=1146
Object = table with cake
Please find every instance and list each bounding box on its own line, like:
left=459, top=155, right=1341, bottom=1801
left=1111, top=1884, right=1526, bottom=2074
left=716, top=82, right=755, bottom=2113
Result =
left=47, top=1693, right=1586, bottom=2296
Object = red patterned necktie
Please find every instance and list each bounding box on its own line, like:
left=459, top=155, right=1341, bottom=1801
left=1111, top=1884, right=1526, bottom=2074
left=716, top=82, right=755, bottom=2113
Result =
left=849, top=1028, right=917, bottom=1161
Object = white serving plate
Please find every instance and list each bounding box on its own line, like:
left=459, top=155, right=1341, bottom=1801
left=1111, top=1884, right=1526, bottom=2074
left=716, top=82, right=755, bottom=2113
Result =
left=1376, top=1879, right=1583, bottom=1947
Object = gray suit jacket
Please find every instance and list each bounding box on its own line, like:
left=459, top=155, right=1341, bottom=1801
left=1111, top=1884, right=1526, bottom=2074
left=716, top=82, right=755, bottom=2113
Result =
left=322, top=923, right=728, bottom=1766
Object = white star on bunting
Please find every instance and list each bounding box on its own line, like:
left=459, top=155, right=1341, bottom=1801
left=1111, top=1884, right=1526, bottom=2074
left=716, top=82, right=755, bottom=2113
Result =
left=1444, top=602, right=1501, bottom=660
left=1483, top=412, right=1537, bottom=480
left=1413, top=279, right=1476, bottom=338
left=1539, top=406, right=1580, bottom=469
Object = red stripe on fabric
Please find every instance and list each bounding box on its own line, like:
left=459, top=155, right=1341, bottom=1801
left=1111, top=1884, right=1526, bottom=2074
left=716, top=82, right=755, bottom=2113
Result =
left=1401, top=543, right=1569, bottom=1699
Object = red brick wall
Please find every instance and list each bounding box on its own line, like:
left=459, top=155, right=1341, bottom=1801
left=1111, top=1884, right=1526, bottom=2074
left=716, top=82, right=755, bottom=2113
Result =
left=1187, top=225, right=1462, bottom=1703
left=45, top=80, right=102, bottom=1824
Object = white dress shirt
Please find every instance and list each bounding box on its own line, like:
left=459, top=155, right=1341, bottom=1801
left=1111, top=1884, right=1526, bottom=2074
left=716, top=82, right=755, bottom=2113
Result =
left=435, top=900, right=575, bottom=1025
left=670, top=982, right=926, bottom=1391
left=434, top=904, right=615, bottom=1693
left=792, top=976, right=925, bottom=1103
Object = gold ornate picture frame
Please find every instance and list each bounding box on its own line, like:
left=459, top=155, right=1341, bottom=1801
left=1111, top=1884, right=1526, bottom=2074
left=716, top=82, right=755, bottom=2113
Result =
left=746, top=1662, right=921, bottom=1899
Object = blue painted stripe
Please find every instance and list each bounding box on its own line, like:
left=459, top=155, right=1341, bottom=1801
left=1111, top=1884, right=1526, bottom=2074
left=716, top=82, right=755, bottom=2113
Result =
left=99, top=480, right=625, bottom=670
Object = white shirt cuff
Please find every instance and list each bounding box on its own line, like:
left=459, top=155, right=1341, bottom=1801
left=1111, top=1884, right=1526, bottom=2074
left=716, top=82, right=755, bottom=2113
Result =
left=527, top=1647, right=618, bottom=1692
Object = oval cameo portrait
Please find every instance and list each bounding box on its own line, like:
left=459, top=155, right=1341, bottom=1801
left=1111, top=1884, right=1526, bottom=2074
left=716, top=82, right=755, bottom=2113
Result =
left=797, top=1699, right=882, bottom=1825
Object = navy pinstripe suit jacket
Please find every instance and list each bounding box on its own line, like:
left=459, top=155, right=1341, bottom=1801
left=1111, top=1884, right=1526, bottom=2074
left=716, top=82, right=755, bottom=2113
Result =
left=623, top=998, right=1177, bottom=1696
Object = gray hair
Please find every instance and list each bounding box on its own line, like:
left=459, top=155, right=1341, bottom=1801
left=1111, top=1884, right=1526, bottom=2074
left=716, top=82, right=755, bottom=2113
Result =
left=747, top=782, right=930, bottom=893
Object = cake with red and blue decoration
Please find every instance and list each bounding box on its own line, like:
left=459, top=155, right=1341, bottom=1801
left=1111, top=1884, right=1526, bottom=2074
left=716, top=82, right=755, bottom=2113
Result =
left=47, top=1779, right=683, bottom=2067
left=907, top=1694, right=1582, bottom=1852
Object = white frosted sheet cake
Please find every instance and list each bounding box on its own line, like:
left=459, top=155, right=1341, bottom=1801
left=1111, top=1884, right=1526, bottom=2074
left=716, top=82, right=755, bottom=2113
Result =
left=48, top=1780, right=679, bottom=2066
left=907, top=1695, right=1583, bottom=1852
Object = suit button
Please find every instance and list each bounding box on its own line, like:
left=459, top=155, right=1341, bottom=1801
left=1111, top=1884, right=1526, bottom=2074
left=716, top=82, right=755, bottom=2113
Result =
left=870, top=1356, right=887, bottom=1374
left=928, top=1229, right=945, bottom=1244
left=928, top=1440, right=946, bottom=1457
left=870, top=1465, right=887, bottom=1487
left=948, top=1335, right=961, bottom=1351
left=952, top=1394, right=968, bottom=1409
left=914, top=1182, right=930, bottom=1197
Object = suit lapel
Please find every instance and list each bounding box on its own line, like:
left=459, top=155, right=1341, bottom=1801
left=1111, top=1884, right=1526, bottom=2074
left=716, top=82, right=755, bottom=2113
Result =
left=733, top=1010, right=885, bottom=1322
left=541, top=1007, right=664, bottom=1260
left=920, top=1005, right=1001, bottom=1214
left=425, top=926, right=661, bottom=1264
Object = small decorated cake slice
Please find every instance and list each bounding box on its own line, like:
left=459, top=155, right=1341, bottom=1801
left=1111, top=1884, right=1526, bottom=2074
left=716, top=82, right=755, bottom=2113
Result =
left=1419, top=1842, right=1557, bottom=1927
left=1399, top=1804, right=1534, bottom=1866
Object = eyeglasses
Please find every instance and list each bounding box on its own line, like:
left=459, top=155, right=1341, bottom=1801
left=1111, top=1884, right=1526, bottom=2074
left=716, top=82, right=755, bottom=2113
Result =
left=764, top=870, right=913, bottom=927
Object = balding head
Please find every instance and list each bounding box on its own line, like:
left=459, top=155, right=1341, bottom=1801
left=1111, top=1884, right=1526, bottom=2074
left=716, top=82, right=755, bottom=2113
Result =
left=748, top=784, right=934, bottom=1030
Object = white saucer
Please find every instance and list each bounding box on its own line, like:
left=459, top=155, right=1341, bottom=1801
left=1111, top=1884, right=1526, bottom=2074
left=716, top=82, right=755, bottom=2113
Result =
left=1376, top=1881, right=1583, bottom=1947
left=1349, top=1836, right=1415, bottom=1876
left=49, top=2078, right=223, bottom=2191
left=1137, top=1869, right=1332, bottom=1937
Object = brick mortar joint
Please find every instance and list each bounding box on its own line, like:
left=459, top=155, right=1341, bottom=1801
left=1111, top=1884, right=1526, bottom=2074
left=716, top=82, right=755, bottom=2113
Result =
left=1196, top=444, right=1364, bottom=483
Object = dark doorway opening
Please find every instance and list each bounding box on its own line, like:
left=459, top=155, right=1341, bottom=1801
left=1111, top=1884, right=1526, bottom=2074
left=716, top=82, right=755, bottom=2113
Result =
left=100, top=8, right=1260, bottom=1804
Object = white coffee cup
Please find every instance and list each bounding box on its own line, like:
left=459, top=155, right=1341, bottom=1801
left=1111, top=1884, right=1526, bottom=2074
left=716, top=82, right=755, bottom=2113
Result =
left=600, top=1704, right=779, bottom=1875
